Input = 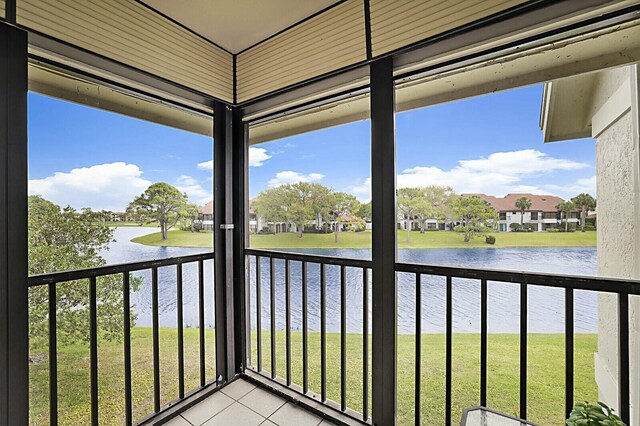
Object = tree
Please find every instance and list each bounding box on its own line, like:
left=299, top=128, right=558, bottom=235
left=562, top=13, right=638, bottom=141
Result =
left=328, top=192, right=360, bottom=243
left=556, top=200, right=575, bottom=232
left=515, top=196, right=532, bottom=226
left=452, top=196, right=498, bottom=243
left=28, top=196, right=138, bottom=348
left=178, top=202, right=200, bottom=232
left=127, top=182, right=191, bottom=240
left=253, top=183, right=332, bottom=238
left=418, top=185, right=456, bottom=233
left=356, top=201, right=371, bottom=222
left=397, top=187, right=423, bottom=243
left=571, top=193, right=596, bottom=231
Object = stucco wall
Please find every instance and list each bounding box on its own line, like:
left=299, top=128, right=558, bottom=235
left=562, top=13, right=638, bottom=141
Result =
left=594, top=64, right=637, bottom=422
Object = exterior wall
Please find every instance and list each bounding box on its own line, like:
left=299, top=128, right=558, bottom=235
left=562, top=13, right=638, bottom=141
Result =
left=594, top=65, right=639, bottom=424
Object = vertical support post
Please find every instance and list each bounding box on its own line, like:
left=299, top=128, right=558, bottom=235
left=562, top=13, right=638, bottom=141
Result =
left=370, top=56, right=397, bottom=426
left=232, top=108, right=247, bottom=375
left=0, top=23, right=28, bottom=426
left=214, top=101, right=235, bottom=382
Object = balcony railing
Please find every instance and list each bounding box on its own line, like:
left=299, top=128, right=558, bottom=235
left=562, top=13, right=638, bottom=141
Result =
left=27, top=252, right=216, bottom=426
left=26, top=248, right=639, bottom=425
left=245, top=249, right=638, bottom=425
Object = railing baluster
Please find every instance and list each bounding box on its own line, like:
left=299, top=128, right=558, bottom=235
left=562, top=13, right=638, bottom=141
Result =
left=256, top=256, right=262, bottom=372
left=445, top=276, right=452, bottom=426
left=198, top=260, right=205, bottom=387
left=480, top=278, right=487, bottom=407
left=302, top=261, right=308, bottom=394
left=285, top=259, right=291, bottom=386
left=123, top=273, right=132, bottom=426
left=321, top=263, right=327, bottom=402
left=520, top=283, right=528, bottom=420
left=565, top=287, right=574, bottom=419
left=340, top=265, right=347, bottom=412
left=48, top=283, right=58, bottom=426
left=270, top=257, right=276, bottom=379
left=415, top=273, right=421, bottom=426
left=618, top=293, right=630, bottom=424
left=176, top=264, right=185, bottom=399
left=152, top=267, right=160, bottom=412
left=362, top=268, right=368, bottom=421
left=89, top=277, right=99, bottom=425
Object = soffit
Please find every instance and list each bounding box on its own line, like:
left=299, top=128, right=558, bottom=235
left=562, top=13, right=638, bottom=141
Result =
left=140, top=0, right=340, bottom=53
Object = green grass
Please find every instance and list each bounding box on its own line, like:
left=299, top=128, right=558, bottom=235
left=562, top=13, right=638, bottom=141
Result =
left=29, top=327, right=216, bottom=426
left=105, top=221, right=159, bottom=227
left=132, top=229, right=596, bottom=249
left=29, top=329, right=597, bottom=425
left=131, top=230, right=213, bottom=247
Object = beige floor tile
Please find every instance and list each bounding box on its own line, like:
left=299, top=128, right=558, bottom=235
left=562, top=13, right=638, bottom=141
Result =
left=163, top=415, right=192, bottom=426
left=239, top=387, right=287, bottom=418
left=202, top=402, right=265, bottom=426
left=220, top=379, right=257, bottom=400
left=268, top=402, right=322, bottom=426
left=181, top=391, right=234, bottom=425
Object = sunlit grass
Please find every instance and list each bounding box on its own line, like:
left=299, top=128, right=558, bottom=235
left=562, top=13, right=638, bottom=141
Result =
left=132, top=229, right=596, bottom=250
left=29, top=329, right=596, bottom=426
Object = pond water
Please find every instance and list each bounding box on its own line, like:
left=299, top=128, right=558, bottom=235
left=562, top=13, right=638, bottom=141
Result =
left=102, top=227, right=599, bottom=334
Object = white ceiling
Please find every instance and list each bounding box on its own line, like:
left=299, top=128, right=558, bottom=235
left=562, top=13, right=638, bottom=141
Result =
left=141, top=0, right=340, bottom=54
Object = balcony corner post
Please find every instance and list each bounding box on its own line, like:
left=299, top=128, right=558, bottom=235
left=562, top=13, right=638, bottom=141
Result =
left=214, top=101, right=236, bottom=382
left=370, top=56, right=398, bottom=426
left=231, top=107, right=248, bottom=375
left=0, top=22, right=29, bottom=426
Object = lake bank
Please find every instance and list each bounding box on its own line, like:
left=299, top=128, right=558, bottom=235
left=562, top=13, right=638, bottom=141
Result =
left=130, top=229, right=596, bottom=249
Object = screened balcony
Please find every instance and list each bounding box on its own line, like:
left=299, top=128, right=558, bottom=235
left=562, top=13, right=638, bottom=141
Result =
left=2, top=1, right=640, bottom=426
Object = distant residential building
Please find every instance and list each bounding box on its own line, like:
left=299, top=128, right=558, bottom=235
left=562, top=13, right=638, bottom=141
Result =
left=198, top=201, right=214, bottom=231
left=461, top=193, right=579, bottom=232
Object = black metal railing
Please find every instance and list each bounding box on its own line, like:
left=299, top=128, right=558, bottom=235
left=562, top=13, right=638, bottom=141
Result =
left=28, top=252, right=216, bottom=426
left=244, top=249, right=638, bottom=426
left=395, top=261, right=639, bottom=426
left=245, top=248, right=373, bottom=422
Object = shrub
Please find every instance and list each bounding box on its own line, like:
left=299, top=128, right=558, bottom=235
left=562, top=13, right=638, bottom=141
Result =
left=347, top=220, right=366, bottom=232
left=485, top=235, right=496, bottom=245
left=566, top=401, right=625, bottom=426
left=546, top=227, right=559, bottom=233
left=583, top=225, right=596, bottom=231
left=509, top=223, right=522, bottom=231
left=522, top=223, right=537, bottom=232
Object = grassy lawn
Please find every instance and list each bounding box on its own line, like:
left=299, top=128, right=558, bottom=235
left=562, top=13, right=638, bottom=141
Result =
left=132, top=230, right=213, bottom=247
left=106, top=221, right=160, bottom=227
left=132, top=229, right=596, bottom=249
left=29, top=328, right=596, bottom=425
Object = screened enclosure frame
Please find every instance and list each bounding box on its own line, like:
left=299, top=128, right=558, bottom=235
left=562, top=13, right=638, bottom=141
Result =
left=1, top=1, right=640, bottom=425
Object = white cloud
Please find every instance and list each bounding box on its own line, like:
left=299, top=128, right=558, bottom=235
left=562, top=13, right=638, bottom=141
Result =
left=248, top=147, right=272, bottom=167
left=347, top=178, right=372, bottom=202
left=197, top=147, right=272, bottom=171
left=268, top=171, right=324, bottom=187
left=28, top=162, right=152, bottom=211
left=396, top=149, right=589, bottom=198
left=197, top=160, right=213, bottom=171
left=174, top=175, right=212, bottom=205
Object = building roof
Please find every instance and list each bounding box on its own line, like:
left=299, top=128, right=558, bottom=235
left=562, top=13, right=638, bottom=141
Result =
left=461, top=193, right=566, bottom=212
left=200, top=200, right=213, bottom=215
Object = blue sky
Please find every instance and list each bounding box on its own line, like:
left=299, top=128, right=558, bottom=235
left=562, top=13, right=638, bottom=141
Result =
left=28, top=84, right=596, bottom=211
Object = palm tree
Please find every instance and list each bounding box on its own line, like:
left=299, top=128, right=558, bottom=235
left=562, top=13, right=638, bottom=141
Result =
left=571, top=193, right=596, bottom=231
left=515, top=196, right=532, bottom=227
left=556, top=200, right=575, bottom=232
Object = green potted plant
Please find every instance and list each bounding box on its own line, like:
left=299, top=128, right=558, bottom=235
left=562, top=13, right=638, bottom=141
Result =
left=566, top=402, right=626, bottom=426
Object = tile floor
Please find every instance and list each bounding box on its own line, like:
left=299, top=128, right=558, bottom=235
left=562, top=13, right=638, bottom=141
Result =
left=164, top=378, right=335, bottom=426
